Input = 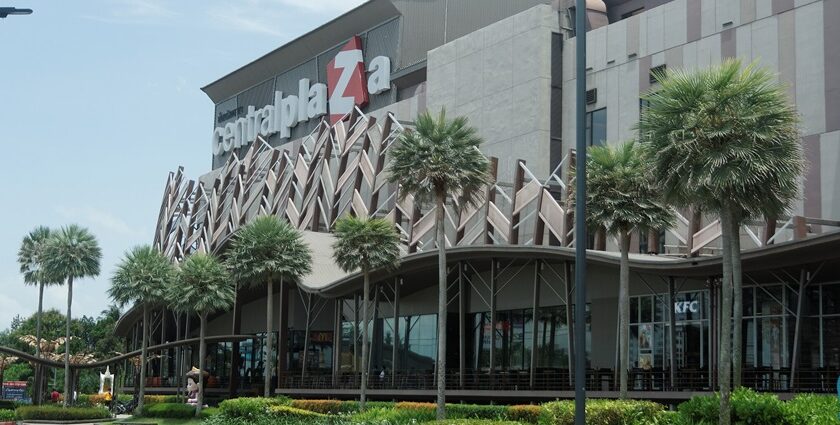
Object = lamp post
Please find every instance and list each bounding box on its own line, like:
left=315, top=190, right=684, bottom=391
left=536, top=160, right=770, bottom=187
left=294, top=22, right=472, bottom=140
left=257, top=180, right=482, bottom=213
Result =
left=0, top=7, right=32, bottom=18
left=573, top=1, right=588, bottom=425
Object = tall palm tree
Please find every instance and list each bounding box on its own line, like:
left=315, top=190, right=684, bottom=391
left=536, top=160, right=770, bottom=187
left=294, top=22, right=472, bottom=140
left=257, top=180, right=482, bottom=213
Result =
left=639, top=59, right=804, bottom=425
left=332, top=216, right=400, bottom=410
left=17, top=226, right=59, bottom=404
left=225, top=215, right=312, bottom=397
left=109, top=245, right=175, bottom=415
left=573, top=141, right=672, bottom=398
left=40, top=224, right=101, bottom=407
left=387, top=109, right=490, bottom=419
left=167, top=253, right=234, bottom=417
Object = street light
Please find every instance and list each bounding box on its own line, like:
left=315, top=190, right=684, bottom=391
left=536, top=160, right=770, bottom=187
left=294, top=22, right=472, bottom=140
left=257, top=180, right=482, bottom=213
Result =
left=0, top=7, right=33, bottom=18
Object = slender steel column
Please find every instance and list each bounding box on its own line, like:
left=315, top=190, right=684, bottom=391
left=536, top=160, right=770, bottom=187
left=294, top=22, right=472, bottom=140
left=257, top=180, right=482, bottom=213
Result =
left=564, top=262, right=575, bottom=387
left=393, top=279, right=401, bottom=387
left=573, top=0, right=588, bottom=422
left=489, top=259, right=497, bottom=376
left=668, top=277, right=677, bottom=389
left=458, top=263, right=466, bottom=389
left=333, top=298, right=342, bottom=387
left=530, top=260, right=541, bottom=389
left=790, top=269, right=807, bottom=388
left=353, top=294, right=360, bottom=372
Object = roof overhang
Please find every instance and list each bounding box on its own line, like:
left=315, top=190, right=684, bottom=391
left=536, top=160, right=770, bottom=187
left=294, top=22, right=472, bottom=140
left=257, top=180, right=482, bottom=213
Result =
left=201, top=0, right=401, bottom=104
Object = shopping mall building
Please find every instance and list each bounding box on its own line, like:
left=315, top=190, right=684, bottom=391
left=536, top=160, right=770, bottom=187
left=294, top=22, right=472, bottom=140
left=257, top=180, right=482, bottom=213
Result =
left=116, top=0, right=840, bottom=401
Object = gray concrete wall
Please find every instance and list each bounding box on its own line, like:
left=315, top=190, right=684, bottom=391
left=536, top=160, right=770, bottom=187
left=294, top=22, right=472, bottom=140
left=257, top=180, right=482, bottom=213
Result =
left=562, top=0, right=839, bottom=222
left=426, top=4, right=560, bottom=184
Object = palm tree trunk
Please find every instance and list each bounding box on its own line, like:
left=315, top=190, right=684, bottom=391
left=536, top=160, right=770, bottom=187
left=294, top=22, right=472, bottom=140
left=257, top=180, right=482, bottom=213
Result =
left=730, top=214, right=743, bottom=388
left=619, top=229, right=630, bottom=399
left=196, top=313, right=207, bottom=417
left=719, top=209, right=734, bottom=425
left=264, top=278, right=273, bottom=397
left=435, top=192, right=447, bottom=420
left=63, top=277, right=73, bottom=407
left=360, top=270, right=370, bottom=410
left=138, top=304, right=149, bottom=415
left=34, top=282, right=44, bottom=405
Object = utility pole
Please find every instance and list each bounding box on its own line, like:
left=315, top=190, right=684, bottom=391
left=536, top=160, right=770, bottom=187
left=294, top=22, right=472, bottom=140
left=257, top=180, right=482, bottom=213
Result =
left=573, top=1, right=588, bottom=425
left=0, top=7, right=33, bottom=18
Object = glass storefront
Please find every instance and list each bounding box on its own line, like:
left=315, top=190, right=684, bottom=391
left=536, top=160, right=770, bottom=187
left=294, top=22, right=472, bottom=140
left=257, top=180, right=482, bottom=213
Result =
left=630, top=291, right=709, bottom=370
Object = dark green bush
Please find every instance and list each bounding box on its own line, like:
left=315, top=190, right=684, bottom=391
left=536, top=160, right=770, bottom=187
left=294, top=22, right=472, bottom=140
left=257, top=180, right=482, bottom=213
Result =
left=0, top=409, right=14, bottom=421
left=0, top=401, right=16, bottom=410
left=679, top=388, right=791, bottom=425
left=353, top=405, right=437, bottom=424
left=269, top=404, right=330, bottom=419
left=448, top=403, right=508, bottom=420
left=143, top=402, right=196, bottom=419
left=15, top=405, right=111, bottom=421
left=543, top=399, right=664, bottom=425
left=784, top=393, right=840, bottom=425
left=218, top=396, right=287, bottom=418
left=424, top=420, right=525, bottom=425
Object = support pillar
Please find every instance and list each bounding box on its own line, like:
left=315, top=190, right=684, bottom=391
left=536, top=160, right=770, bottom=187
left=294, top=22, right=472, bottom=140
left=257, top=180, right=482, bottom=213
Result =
left=530, top=260, right=541, bottom=389
left=393, top=279, right=401, bottom=387
left=790, top=269, right=807, bottom=388
left=708, top=278, right=718, bottom=389
left=668, top=277, right=677, bottom=390
left=353, top=295, right=360, bottom=373
left=332, top=298, right=342, bottom=387
left=489, top=259, right=497, bottom=376
left=301, top=292, right=312, bottom=379
left=458, top=264, right=466, bottom=389
left=564, top=262, right=575, bottom=387
left=229, top=286, right=242, bottom=398
left=277, top=280, right=290, bottom=390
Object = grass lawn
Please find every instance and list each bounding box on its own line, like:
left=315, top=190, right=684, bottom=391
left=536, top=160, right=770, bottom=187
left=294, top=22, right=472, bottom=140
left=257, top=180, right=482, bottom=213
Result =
left=116, top=419, right=203, bottom=425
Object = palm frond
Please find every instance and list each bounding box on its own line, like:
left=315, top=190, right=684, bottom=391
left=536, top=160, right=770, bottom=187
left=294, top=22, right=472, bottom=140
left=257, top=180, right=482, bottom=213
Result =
left=41, top=224, right=102, bottom=283
left=332, top=216, right=401, bottom=274
left=17, top=226, right=61, bottom=286
left=168, top=253, right=235, bottom=316
left=109, top=245, right=175, bottom=308
left=386, top=109, right=491, bottom=209
left=225, top=215, right=313, bottom=288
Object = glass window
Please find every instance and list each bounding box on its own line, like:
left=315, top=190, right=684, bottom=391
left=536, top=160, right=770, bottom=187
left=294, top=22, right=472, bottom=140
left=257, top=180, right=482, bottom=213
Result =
left=586, top=108, right=607, bottom=146
left=822, top=284, right=840, bottom=315
left=640, top=297, right=653, bottom=323
left=756, top=285, right=784, bottom=316
left=823, top=317, right=840, bottom=368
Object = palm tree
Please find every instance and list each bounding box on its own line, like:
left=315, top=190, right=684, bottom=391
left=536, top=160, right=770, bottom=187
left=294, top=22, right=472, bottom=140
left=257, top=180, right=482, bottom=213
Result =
left=167, top=253, right=235, bottom=417
left=225, top=215, right=312, bottom=397
left=17, top=226, right=59, bottom=404
left=332, top=216, right=400, bottom=410
left=574, top=141, right=672, bottom=398
left=40, top=224, right=101, bottom=407
left=109, top=245, right=175, bottom=415
left=639, top=59, right=804, bottom=425
left=386, top=109, right=490, bottom=419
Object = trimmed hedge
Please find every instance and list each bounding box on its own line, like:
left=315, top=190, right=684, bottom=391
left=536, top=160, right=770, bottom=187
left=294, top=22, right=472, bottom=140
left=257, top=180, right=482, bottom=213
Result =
left=218, top=396, right=288, bottom=418
left=354, top=406, right=437, bottom=424
left=507, top=405, right=543, bottom=424
left=678, top=388, right=791, bottom=425
left=143, top=402, right=196, bottom=419
left=448, top=403, right=508, bottom=420
left=543, top=399, right=665, bottom=425
left=291, top=398, right=346, bottom=414
left=15, top=405, right=111, bottom=421
left=0, top=409, right=14, bottom=421
left=424, top=420, right=525, bottom=425
left=269, top=404, right=330, bottom=419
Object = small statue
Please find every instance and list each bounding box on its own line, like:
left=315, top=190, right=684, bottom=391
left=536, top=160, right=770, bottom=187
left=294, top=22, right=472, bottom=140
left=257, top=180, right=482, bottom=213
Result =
left=186, top=377, right=199, bottom=405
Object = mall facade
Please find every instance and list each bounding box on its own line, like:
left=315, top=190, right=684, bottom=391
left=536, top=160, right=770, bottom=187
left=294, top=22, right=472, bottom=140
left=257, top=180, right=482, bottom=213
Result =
left=116, top=0, right=840, bottom=401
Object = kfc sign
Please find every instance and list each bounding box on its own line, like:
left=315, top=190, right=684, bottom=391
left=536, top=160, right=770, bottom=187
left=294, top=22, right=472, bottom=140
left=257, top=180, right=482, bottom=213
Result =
left=674, top=301, right=699, bottom=314
left=212, top=36, right=391, bottom=156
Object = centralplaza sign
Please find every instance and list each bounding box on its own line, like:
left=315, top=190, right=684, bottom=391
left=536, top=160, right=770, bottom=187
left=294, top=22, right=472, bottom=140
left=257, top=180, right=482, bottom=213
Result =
left=212, top=36, right=392, bottom=156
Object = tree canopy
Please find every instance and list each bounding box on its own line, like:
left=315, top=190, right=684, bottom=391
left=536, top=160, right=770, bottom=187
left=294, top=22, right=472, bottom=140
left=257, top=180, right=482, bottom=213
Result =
left=332, top=216, right=401, bottom=274
left=225, top=215, right=312, bottom=287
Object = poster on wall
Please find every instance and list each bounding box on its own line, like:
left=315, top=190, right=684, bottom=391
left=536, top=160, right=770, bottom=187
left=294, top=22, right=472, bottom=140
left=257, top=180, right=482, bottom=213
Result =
left=638, top=353, right=653, bottom=370
left=638, top=324, right=653, bottom=350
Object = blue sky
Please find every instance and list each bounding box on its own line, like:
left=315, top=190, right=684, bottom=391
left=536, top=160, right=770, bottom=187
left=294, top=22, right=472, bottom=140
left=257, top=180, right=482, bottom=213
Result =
left=0, top=0, right=364, bottom=330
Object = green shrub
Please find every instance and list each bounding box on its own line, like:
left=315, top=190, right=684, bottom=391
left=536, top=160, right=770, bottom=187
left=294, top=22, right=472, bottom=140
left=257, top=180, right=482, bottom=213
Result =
left=679, top=388, right=791, bottom=425
left=507, top=405, right=544, bottom=424
left=353, top=405, right=437, bottom=424
left=143, top=402, right=196, bottom=419
left=269, top=404, right=330, bottom=419
left=784, top=393, right=840, bottom=425
left=291, top=398, right=346, bottom=414
left=424, top=420, right=525, bottom=425
left=15, top=405, right=111, bottom=421
left=448, top=403, right=508, bottom=420
left=0, top=409, right=14, bottom=421
left=201, top=406, right=220, bottom=418
left=218, top=397, right=287, bottom=418
left=0, top=401, right=15, bottom=410
left=543, top=399, right=664, bottom=425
